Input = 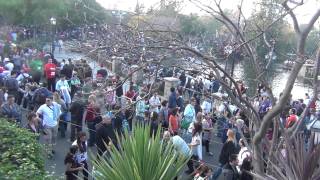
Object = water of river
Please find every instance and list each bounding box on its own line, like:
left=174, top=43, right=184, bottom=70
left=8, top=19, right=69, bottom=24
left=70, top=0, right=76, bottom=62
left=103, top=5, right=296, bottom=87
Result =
left=232, top=62, right=313, bottom=100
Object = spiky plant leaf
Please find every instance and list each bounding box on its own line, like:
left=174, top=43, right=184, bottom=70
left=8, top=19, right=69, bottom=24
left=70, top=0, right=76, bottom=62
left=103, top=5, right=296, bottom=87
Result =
left=91, top=124, right=190, bottom=180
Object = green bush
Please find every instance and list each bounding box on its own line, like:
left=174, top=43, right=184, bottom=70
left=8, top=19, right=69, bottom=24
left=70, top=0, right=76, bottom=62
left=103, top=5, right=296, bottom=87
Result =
left=0, top=119, right=45, bottom=180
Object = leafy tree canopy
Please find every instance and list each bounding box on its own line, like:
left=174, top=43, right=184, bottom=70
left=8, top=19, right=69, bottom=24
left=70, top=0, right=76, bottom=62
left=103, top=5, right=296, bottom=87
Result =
left=0, top=0, right=108, bottom=28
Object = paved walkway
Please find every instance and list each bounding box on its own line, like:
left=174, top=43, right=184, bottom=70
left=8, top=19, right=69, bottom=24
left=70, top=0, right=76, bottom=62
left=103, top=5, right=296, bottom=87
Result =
left=25, top=49, right=223, bottom=179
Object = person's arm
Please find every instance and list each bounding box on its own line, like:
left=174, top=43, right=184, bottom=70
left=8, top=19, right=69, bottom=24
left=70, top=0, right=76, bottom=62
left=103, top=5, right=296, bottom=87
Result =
left=1, top=105, right=9, bottom=117
left=168, top=115, right=173, bottom=132
left=66, top=162, right=83, bottom=172
left=82, top=109, right=87, bottom=123
left=55, top=81, right=60, bottom=91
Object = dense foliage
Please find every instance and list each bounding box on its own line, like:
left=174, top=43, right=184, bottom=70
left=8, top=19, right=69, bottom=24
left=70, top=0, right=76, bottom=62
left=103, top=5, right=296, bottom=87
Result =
left=0, top=120, right=45, bottom=180
left=0, top=0, right=107, bottom=28
left=91, top=124, right=190, bottom=180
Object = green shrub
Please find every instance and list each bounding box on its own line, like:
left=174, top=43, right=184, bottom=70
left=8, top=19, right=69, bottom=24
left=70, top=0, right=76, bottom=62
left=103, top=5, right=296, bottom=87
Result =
left=0, top=119, right=45, bottom=180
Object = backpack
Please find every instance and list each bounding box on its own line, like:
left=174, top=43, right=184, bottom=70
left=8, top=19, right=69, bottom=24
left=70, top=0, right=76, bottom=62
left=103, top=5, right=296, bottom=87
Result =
left=33, top=87, right=52, bottom=104
left=5, top=78, right=17, bottom=91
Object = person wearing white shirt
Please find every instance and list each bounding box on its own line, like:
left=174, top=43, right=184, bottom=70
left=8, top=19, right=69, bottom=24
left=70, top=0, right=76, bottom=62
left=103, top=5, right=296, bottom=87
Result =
left=304, top=93, right=311, bottom=106
left=36, top=97, right=61, bottom=158
left=237, top=139, right=251, bottom=166
left=56, top=75, right=71, bottom=104
left=4, top=58, right=14, bottom=72
left=201, top=96, right=212, bottom=114
left=189, top=122, right=203, bottom=160
left=72, top=132, right=89, bottom=179
left=149, top=92, right=161, bottom=113
left=16, top=71, right=31, bottom=85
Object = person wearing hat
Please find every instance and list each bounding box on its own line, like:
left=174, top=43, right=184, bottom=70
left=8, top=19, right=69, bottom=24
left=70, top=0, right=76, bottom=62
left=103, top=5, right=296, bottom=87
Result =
left=4, top=58, right=14, bottom=72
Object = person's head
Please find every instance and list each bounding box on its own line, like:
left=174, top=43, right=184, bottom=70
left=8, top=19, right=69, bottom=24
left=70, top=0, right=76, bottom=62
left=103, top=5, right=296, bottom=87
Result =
left=60, top=74, right=66, bottom=80
left=192, top=122, right=202, bottom=137
left=27, top=112, right=38, bottom=125
left=163, top=131, right=171, bottom=141
left=229, top=154, right=239, bottom=166
left=151, top=112, right=158, bottom=122
left=68, top=58, right=72, bottom=63
left=69, top=145, right=78, bottom=155
left=196, top=112, right=203, bottom=122
left=102, top=114, right=112, bottom=124
left=7, top=95, right=15, bottom=104
left=48, top=59, right=53, bottom=64
left=170, top=87, right=175, bottom=93
left=161, top=100, right=168, bottom=107
left=239, top=138, right=246, bottom=148
left=227, top=129, right=235, bottom=141
left=62, top=59, right=65, bottom=63
left=53, top=92, right=61, bottom=102
left=88, top=95, right=96, bottom=104
left=190, top=97, right=196, bottom=106
left=11, top=71, right=17, bottom=77
left=289, top=108, right=296, bottom=115
left=45, top=96, right=53, bottom=106
left=305, top=93, right=309, bottom=98
left=129, top=86, right=134, bottom=91
left=153, top=92, right=158, bottom=97
left=172, top=108, right=178, bottom=116
left=77, top=132, right=87, bottom=143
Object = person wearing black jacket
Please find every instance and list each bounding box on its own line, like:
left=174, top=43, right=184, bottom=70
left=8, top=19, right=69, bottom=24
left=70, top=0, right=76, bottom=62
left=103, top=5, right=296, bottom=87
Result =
left=212, top=129, right=239, bottom=180
left=96, top=114, right=117, bottom=156
left=115, top=75, right=123, bottom=105
left=70, top=94, right=85, bottom=142
left=222, top=154, right=240, bottom=180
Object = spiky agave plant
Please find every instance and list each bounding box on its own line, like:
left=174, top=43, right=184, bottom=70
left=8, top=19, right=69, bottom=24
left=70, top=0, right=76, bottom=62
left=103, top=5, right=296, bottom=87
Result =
left=91, top=124, right=190, bottom=180
left=263, top=132, right=320, bottom=180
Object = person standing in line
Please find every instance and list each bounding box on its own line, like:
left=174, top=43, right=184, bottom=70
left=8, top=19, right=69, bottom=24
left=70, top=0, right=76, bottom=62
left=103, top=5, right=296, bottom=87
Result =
left=115, top=75, right=123, bottom=105
left=70, top=71, right=81, bottom=99
left=222, top=154, right=240, bottom=180
left=1, top=95, right=21, bottom=124
left=64, top=145, right=84, bottom=180
left=149, top=92, right=161, bottom=113
left=212, top=129, right=239, bottom=180
left=36, top=96, right=61, bottom=158
left=189, top=122, right=203, bottom=160
left=44, top=59, right=57, bottom=92
left=56, top=74, right=71, bottom=105
left=53, top=92, right=69, bottom=138
left=202, top=114, right=214, bottom=156
left=25, top=112, right=40, bottom=139
left=70, top=94, right=85, bottom=142
left=83, top=95, right=100, bottom=147
left=72, top=132, right=89, bottom=180
left=158, top=100, right=169, bottom=129
left=168, top=108, right=180, bottom=135
left=96, top=114, right=117, bottom=156
left=5, top=71, right=19, bottom=97
left=168, top=87, right=177, bottom=112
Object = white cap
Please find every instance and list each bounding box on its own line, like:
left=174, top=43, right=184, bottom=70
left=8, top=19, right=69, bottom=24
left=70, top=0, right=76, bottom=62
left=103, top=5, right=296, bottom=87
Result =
left=4, top=58, right=9, bottom=62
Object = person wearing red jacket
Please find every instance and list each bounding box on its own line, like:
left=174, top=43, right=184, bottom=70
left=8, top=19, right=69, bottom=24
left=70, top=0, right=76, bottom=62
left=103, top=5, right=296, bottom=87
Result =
left=285, top=108, right=298, bottom=128
left=44, top=59, right=57, bottom=92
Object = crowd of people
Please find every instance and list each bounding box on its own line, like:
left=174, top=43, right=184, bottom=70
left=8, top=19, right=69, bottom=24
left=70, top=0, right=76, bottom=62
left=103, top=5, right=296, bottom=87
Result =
left=1, top=29, right=319, bottom=180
